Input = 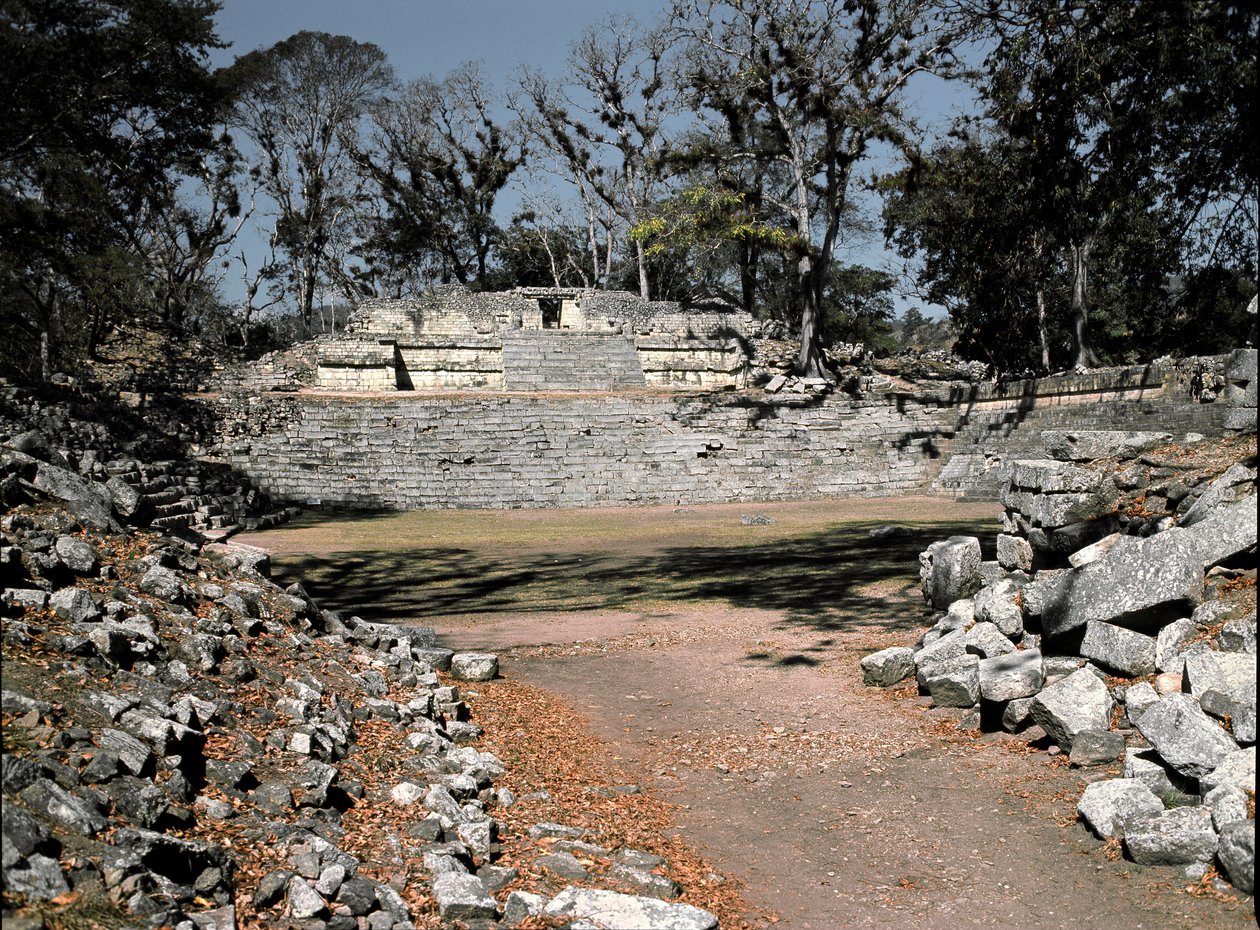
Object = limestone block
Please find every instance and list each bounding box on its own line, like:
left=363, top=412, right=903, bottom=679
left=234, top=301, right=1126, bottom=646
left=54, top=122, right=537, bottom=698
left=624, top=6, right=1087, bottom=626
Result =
left=543, top=887, right=718, bottom=930
left=1135, top=693, right=1238, bottom=779
left=922, top=654, right=981, bottom=708
left=1080, top=621, right=1156, bottom=677
left=973, top=579, right=1023, bottom=638
left=1041, top=528, right=1204, bottom=638
left=1124, top=808, right=1218, bottom=866
left=919, top=536, right=982, bottom=609
left=1200, top=747, right=1255, bottom=795
left=1155, top=618, right=1198, bottom=673
left=1180, top=463, right=1257, bottom=527
left=860, top=647, right=915, bottom=687
left=996, top=534, right=1033, bottom=571
left=1181, top=495, right=1256, bottom=569
left=1217, top=820, right=1255, bottom=894
left=1077, top=778, right=1163, bottom=838
left=1042, top=430, right=1172, bottom=462
left=1123, top=748, right=1178, bottom=798
left=1030, top=667, right=1112, bottom=750
left=1008, top=459, right=1103, bottom=493
left=978, top=648, right=1044, bottom=702
left=965, top=622, right=1016, bottom=659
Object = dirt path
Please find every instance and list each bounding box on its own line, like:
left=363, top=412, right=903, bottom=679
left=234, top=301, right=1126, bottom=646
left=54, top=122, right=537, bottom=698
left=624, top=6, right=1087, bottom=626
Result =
left=245, top=498, right=1254, bottom=930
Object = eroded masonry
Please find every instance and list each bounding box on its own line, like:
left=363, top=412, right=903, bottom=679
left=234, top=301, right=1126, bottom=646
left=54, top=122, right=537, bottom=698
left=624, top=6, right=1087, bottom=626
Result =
left=210, top=287, right=1258, bottom=511
left=315, top=286, right=754, bottom=391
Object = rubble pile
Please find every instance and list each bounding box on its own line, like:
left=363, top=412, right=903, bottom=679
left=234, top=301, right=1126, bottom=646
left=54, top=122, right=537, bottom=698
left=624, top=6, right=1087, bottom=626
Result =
left=2, top=438, right=719, bottom=929
left=864, top=429, right=1257, bottom=896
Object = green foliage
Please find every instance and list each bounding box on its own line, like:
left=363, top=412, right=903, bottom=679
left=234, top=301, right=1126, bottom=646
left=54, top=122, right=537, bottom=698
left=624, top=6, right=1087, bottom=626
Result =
left=0, top=0, right=227, bottom=381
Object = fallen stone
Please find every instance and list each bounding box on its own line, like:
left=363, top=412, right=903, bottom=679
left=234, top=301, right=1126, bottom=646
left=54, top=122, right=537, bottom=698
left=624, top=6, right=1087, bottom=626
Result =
left=1041, top=528, right=1204, bottom=637
left=920, top=536, right=982, bottom=609
left=538, top=851, right=590, bottom=881
left=965, top=622, right=1016, bottom=658
left=543, top=887, right=718, bottom=930
left=1030, top=668, right=1112, bottom=750
left=1218, top=613, right=1256, bottom=654
left=1155, top=619, right=1197, bottom=673
left=860, top=646, right=915, bottom=687
left=1216, top=819, right=1255, bottom=894
left=1123, top=749, right=1179, bottom=798
left=1183, top=650, right=1257, bottom=705
left=1077, top=778, right=1163, bottom=838
left=1199, top=747, right=1255, bottom=795
left=3, top=852, right=69, bottom=900
left=1123, top=681, right=1159, bottom=721
left=921, top=654, right=980, bottom=708
left=996, top=534, right=1032, bottom=572
left=1135, top=693, right=1238, bottom=779
left=973, top=579, right=1023, bottom=638
left=611, top=862, right=683, bottom=900
left=1203, top=784, right=1250, bottom=831
left=1068, top=532, right=1122, bottom=569
left=913, top=627, right=967, bottom=670
left=1042, top=430, right=1171, bottom=462
left=19, top=778, right=108, bottom=835
left=1182, top=495, right=1257, bottom=569
left=503, top=889, right=547, bottom=925
left=54, top=536, right=98, bottom=574
left=1180, top=463, right=1257, bottom=527
left=978, top=649, right=1043, bottom=702
left=49, top=587, right=101, bottom=623
left=432, top=871, right=496, bottom=921
left=283, top=875, right=326, bottom=920
left=1000, top=697, right=1036, bottom=732
left=1069, top=729, right=1126, bottom=767
left=450, top=652, right=498, bottom=682
left=1080, top=621, right=1156, bottom=677
left=1124, top=808, right=1218, bottom=866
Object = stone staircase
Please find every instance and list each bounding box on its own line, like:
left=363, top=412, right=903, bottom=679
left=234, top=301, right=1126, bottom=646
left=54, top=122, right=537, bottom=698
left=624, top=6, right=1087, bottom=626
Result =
left=104, top=459, right=292, bottom=532
left=501, top=331, right=646, bottom=391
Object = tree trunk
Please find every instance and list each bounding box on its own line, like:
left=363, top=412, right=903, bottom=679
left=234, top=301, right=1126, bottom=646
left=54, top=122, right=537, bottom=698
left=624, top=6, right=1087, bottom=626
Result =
left=1068, top=238, right=1098, bottom=369
left=795, top=251, right=826, bottom=377
left=739, top=242, right=757, bottom=316
left=635, top=238, right=650, bottom=300
left=1036, top=286, right=1050, bottom=371
left=39, top=327, right=51, bottom=383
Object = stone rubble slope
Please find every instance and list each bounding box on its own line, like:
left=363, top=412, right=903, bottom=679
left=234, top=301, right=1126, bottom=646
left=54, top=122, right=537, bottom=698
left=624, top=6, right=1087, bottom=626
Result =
left=2, top=443, right=719, bottom=928
left=864, top=429, right=1257, bottom=898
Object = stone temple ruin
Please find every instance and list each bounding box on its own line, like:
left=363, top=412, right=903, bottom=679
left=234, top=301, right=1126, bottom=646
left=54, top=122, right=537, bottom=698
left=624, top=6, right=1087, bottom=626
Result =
left=314, top=286, right=754, bottom=392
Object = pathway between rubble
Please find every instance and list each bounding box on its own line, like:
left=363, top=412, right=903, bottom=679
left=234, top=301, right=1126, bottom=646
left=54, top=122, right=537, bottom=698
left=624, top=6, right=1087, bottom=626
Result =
left=249, top=497, right=1253, bottom=930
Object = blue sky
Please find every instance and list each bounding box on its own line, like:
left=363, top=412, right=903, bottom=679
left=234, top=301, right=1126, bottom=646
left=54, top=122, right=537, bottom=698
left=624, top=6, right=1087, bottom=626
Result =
left=208, top=0, right=976, bottom=315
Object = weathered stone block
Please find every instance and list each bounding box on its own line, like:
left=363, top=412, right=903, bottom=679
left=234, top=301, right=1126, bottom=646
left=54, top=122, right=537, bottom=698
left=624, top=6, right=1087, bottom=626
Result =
left=996, top=534, right=1032, bottom=572
left=978, top=649, right=1044, bottom=702
left=1042, top=430, right=1171, bottom=462
left=1080, top=621, right=1156, bottom=677
left=1041, top=528, right=1204, bottom=637
left=922, top=654, right=980, bottom=708
left=1030, top=667, right=1112, bottom=750
left=1135, top=693, right=1238, bottom=779
left=1077, top=778, right=1163, bottom=838
left=1124, top=808, right=1218, bottom=866
left=860, top=647, right=915, bottom=687
left=920, top=537, right=982, bottom=609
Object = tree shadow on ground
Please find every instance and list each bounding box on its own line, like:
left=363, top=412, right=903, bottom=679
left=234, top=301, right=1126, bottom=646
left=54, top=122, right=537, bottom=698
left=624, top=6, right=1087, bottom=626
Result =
left=274, top=517, right=992, bottom=643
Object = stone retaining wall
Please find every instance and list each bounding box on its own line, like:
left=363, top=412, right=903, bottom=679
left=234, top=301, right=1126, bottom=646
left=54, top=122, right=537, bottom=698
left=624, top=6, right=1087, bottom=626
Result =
left=206, top=357, right=1245, bottom=511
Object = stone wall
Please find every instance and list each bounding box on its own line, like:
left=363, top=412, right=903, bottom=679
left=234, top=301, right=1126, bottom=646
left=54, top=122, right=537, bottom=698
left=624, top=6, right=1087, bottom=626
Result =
left=205, top=356, right=1245, bottom=511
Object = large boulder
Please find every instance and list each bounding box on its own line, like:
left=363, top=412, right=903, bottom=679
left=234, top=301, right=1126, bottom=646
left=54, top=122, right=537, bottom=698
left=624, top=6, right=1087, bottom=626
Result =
left=1123, top=808, right=1218, bottom=866
left=1079, top=621, right=1156, bottom=677
left=1041, top=430, right=1171, bottom=462
left=978, top=649, right=1044, bottom=702
left=920, top=537, right=982, bottom=609
left=1135, top=693, right=1238, bottom=779
left=1041, top=528, right=1204, bottom=637
left=1030, top=668, right=1112, bottom=750
left=543, top=887, right=718, bottom=930
left=1200, top=747, right=1255, bottom=795
left=1076, top=778, right=1163, bottom=838
left=860, top=647, right=915, bottom=687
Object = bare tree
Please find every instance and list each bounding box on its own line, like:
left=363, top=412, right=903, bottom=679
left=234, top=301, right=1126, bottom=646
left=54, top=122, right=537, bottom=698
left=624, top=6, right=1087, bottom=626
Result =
left=224, top=31, right=393, bottom=326
left=671, top=0, right=957, bottom=376
left=515, top=16, right=678, bottom=298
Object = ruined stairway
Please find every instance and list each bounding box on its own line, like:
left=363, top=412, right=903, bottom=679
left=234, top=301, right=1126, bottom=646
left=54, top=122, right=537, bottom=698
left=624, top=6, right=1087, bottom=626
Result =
left=501, top=331, right=646, bottom=391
